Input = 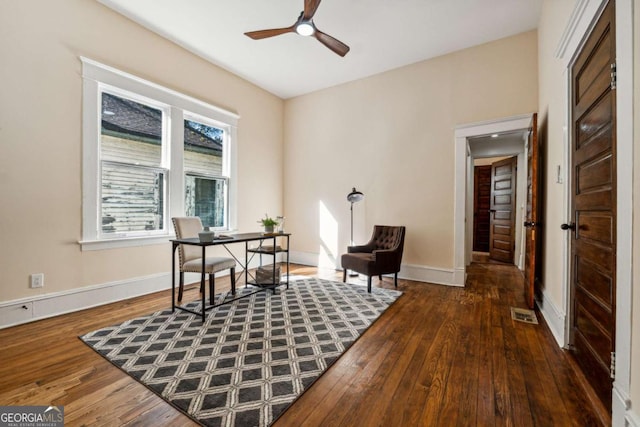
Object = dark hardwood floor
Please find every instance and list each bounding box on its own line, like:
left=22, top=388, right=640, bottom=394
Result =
left=0, top=263, right=602, bottom=426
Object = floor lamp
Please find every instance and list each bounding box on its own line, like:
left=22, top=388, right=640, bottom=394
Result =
left=347, top=187, right=364, bottom=276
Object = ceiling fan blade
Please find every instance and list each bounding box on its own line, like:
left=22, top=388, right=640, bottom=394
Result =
left=303, top=0, right=321, bottom=20
left=314, top=29, right=350, bottom=57
left=244, top=26, right=295, bottom=40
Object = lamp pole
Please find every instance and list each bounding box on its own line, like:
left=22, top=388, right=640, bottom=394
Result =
left=350, top=200, right=355, bottom=246
left=347, top=187, right=364, bottom=277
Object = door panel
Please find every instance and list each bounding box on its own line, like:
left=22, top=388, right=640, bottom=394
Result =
left=489, top=157, right=516, bottom=263
left=473, top=165, right=491, bottom=252
left=568, top=0, right=616, bottom=412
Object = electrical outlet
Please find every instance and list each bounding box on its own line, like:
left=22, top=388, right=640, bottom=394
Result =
left=30, top=273, right=44, bottom=288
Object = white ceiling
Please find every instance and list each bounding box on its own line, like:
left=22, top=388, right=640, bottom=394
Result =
left=468, top=131, right=527, bottom=158
left=99, top=0, right=542, bottom=99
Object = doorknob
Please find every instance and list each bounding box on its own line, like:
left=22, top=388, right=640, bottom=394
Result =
left=560, top=223, right=576, bottom=230
left=524, top=221, right=536, bottom=227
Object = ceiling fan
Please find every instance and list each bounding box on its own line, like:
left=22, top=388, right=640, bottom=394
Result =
left=244, top=0, right=350, bottom=57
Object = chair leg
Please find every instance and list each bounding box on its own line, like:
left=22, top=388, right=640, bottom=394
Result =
left=367, top=276, right=372, bottom=293
left=230, top=267, right=236, bottom=295
left=394, top=272, right=398, bottom=288
left=343, top=269, right=347, bottom=282
left=209, top=274, right=215, bottom=305
left=178, top=272, right=185, bottom=302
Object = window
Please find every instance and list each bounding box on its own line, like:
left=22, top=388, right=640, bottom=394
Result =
left=81, top=58, right=238, bottom=250
left=100, top=92, right=168, bottom=235
left=183, top=118, right=228, bottom=229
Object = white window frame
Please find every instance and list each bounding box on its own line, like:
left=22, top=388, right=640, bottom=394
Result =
left=80, top=57, right=239, bottom=251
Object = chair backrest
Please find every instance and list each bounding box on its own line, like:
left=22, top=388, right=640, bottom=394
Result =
left=371, top=225, right=406, bottom=267
left=172, top=217, right=204, bottom=265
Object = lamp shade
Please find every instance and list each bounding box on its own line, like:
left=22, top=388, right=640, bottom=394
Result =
left=347, top=187, right=364, bottom=203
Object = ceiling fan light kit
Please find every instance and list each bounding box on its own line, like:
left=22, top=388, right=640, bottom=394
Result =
left=245, top=0, right=350, bottom=57
left=295, top=21, right=315, bottom=36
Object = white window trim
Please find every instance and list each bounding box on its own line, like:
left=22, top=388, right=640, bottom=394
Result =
left=80, top=57, right=239, bottom=251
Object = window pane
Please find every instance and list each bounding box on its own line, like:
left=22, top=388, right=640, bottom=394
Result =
left=101, top=93, right=162, bottom=167
left=184, top=119, right=223, bottom=175
left=101, top=163, right=165, bottom=234
left=185, top=175, right=226, bottom=228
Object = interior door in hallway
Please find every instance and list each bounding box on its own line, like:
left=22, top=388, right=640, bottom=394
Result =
left=523, top=113, right=539, bottom=309
left=473, top=165, right=491, bottom=252
left=489, top=157, right=516, bottom=263
left=568, top=0, right=616, bottom=412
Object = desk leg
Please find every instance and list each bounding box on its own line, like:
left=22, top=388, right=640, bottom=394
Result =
left=172, top=243, right=177, bottom=312
left=286, top=235, right=290, bottom=289
left=201, top=246, right=206, bottom=323
left=244, top=241, right=249, bottom=287
left=272, top=236, right=277, bottom=294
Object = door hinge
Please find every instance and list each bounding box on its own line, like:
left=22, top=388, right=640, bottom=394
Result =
left=610, top=351, right=616, bottom=380
left=610, top=62, right=617, bottom=90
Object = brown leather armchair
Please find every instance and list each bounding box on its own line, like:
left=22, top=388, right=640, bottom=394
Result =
left=341, top=225, right=406, bottom=292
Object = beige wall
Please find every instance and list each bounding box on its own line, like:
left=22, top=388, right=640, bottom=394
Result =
left=284, top=31, right=538, bottom=271
left=536, top=0, right=576, bottom=317
left=0, top=0, right=284, bottom=302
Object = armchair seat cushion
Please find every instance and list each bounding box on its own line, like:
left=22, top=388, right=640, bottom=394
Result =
left=182, top=257, right=237, bottom=274
left=341, top=252, right=376, bottom=274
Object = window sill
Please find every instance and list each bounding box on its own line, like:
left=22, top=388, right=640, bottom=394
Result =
left=79, top=234, right=175, bottom=251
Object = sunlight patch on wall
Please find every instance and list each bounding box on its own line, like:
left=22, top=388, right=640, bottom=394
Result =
left=318, top=200, right=338, bottom=269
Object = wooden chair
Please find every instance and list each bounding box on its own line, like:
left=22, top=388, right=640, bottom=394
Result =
left=341, top=225, right=406, bottom=292
left=172, top=217, right=236, bottom=304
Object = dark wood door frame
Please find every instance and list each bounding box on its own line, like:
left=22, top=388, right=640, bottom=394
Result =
left=523, top=113, right=540, bottom=309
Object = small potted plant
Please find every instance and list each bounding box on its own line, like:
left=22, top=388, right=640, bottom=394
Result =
left=258, top=214, right=279, bottom=233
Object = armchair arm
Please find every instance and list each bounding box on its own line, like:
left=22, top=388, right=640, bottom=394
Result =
left=348, top=243, right=376, bottom=253
left=372, top=248, right=401, bottom=271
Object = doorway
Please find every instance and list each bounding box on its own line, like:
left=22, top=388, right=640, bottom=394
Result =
left=453, top=114, right=538, bottom=287
left=467, top=132, right=526, bottom=268
left=472, top=156, right=518, bottom=265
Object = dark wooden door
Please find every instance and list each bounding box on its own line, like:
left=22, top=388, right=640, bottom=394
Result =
left=568, top=0, right=616, bottom=412
left=473, top=165, right=491, bottom=252
left=523, top=113, right=539, bottom=309
left=489, top=157, right=516, bottom=263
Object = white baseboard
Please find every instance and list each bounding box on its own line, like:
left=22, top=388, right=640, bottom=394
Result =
left=0, top=254, right=281, bottom=330
left=0, top=273, right=172, bottom=329
left=399, top=263, right=463, bottom=287
left=536, top=289, right=566, bottom=347
left=289, top=251, right=463, bottom=287
left=625, top=408, right=640, bottom=427
left=612, top=385, right=634, bottom=427
left=289, top=250, right=319, bottom=267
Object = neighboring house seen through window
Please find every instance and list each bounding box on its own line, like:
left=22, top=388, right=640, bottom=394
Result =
left=81, top=58, right=238, bottom=250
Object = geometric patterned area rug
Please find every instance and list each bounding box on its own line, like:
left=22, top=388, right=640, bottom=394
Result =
left=80, top=277, right=402, bottom=426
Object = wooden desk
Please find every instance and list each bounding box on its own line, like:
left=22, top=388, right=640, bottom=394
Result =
left=171, top=232, right=290, bottom=322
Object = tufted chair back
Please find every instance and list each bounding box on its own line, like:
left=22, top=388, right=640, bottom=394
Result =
left=371, top=225, right=405, bottom=250
left=370, top=225, right=405, bottom=265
